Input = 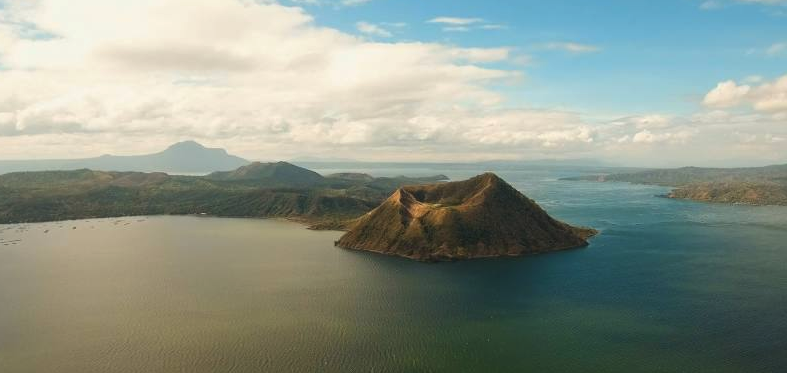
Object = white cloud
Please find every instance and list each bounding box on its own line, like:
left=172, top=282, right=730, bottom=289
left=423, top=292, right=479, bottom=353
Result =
left=0, top=0, right=784, bottom=166
left=631, top=129, right=693, bottom=144
left=703, top=81, right=752, bottom=108
left=744, top=75, right=764, bottom=83
left=629, top=115, right=673, bottom=129
left=447, top=47, right=510, bottom=63
left=427, top=17, right=484, bottom=25
left=753, top=76, right=787, bottom=111
left=443, top=26, right=470, bottom=32
left=703, top=75, right=787, bottom=112
left=427, top=17, right=506, bottom=33
left=480, top=24, right=507, bottom=30
left=356, top=21, right=391, bottom=37
left=1, top=0, right=598, bottom=161
left=544, top=42, right=601, bottom=54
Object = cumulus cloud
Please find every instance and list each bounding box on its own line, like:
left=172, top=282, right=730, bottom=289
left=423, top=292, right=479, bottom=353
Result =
left=703, top=81, right=752, bottom=108
left=703, top=75, right=787, bottom=112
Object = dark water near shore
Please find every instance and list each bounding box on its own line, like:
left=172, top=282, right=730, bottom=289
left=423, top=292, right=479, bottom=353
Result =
left=1, top=166, right=786, bottom=372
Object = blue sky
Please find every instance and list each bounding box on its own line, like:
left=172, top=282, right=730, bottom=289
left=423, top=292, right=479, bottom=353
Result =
left=298, top=0, right=786, bottom=115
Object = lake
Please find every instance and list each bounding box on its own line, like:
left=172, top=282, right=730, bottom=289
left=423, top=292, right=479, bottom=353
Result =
left=1, top=166, right=786, bottom=372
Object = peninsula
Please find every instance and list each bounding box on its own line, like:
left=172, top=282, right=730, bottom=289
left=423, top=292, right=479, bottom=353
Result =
left=564, top=164, right=787, bottom=206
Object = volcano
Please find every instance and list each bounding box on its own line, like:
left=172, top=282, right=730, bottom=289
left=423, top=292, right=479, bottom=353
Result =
left=336, top=173, right=596, bottom=261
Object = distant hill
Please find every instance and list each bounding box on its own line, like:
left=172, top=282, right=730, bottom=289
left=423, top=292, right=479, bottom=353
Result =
left=0, top=141, right=249, bottom=174
left=563, top=164, right=787, bottom=206
left=565, top=164, right=787, bottom=186
left=326, top=173, right=376, bottom=182
left=206, top=161, right=325, bottom=186
left=0, top=164, right=449, bottom=227
left=336, top=173, right=596, bottom=261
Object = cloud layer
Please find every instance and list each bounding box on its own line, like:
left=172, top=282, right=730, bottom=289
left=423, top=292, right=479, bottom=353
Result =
left=0, top=0, right=785, bottom=166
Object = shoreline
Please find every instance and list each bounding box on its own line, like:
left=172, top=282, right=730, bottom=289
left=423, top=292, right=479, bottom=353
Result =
left=0, top=213, right=349, bottom=232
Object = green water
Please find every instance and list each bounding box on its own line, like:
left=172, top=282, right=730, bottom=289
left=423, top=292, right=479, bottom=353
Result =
left=1, top=168, right=786, bottom=372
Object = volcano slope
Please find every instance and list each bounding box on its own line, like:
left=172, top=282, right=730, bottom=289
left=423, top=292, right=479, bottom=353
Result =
left=336, top=173, right=597, bottom=261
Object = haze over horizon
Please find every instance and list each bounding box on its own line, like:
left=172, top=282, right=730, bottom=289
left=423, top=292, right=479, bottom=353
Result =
left=1, top=0, right=786, bottom=167
left=0, top=139, right=785, bottom=169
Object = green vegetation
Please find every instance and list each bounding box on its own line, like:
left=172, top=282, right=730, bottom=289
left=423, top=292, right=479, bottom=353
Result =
left=0, top=162, right=447, bottom=227
left=563, top=164, right=787, bottom=206
left=207, top=161, right=324, bottom=185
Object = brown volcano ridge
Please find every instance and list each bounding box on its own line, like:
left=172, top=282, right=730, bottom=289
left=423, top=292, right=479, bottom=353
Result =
left=335, top=173, right=597, bottom=261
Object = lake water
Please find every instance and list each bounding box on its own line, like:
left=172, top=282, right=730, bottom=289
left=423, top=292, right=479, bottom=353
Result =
left=1, top=166, right=786, bottom=372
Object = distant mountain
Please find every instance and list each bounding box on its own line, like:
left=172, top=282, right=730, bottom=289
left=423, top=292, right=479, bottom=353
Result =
left=0, top=141, right=249, bottom=174
left=336, top=173, right=596, bottom=261
left=563, top=164, right=787, bottom=206
left=207, top=161, right=324, bottom=186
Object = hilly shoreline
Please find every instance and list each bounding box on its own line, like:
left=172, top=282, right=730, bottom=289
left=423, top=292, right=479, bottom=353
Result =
left=563, top=164, right=787, bottom=206
left=0, top=162, right=448, bottom=228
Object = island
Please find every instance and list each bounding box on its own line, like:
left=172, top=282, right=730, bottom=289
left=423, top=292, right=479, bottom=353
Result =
left=336, top=173, right=597, bottom=261
left=563, top=164, right=787, bottom=206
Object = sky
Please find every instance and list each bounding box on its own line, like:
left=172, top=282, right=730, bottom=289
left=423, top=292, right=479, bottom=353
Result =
left=0, top=0, right=785, bottom=166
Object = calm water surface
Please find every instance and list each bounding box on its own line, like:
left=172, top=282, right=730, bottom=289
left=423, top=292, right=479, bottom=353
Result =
left=1, top=166, right=786, bottom=372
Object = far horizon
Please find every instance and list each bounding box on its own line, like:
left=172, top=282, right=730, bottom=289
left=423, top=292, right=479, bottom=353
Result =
left=0, top=139, right=784, bottom=169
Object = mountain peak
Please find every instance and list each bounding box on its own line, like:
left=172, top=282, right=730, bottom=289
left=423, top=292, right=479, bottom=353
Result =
left=478, top=172, right=502, bottom=182
left=337, top=173, right=596, bottom=261
left=165, top=140, right=208, bottom=152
